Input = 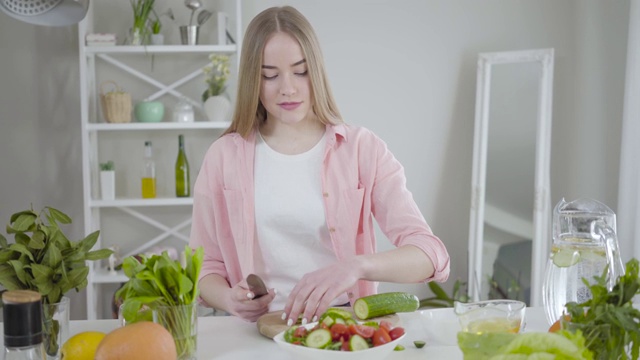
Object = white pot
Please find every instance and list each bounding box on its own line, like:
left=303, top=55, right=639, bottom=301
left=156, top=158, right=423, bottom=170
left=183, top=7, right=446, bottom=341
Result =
left=150, top=34, right=164, bottom=45
left=203, top=96, right=231, bottom=122
left=100, top=170, right=115, bottom=200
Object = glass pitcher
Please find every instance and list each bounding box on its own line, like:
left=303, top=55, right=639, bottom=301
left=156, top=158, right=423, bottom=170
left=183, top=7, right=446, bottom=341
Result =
left=542, top=198, right=624, bottom=325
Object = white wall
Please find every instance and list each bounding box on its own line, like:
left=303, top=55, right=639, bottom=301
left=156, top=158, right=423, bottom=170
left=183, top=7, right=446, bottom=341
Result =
left=0, top=0, right=628, bottom=319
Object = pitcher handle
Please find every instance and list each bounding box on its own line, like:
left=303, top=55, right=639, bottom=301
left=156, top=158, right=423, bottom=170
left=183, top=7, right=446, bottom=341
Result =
left=592, top=220, right=625, bottom=290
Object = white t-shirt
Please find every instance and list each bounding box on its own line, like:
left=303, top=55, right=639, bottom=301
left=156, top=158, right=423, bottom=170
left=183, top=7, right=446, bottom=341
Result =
left=254, top=132, right=349, bottom=311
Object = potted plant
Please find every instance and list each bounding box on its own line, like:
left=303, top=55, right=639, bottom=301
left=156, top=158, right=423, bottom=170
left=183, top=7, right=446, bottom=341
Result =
left=201, top=54, right=231, bottom=122
left=150, top=8, right=174, bottom=45
left=129, top=0, right=156, bottom=45
left=100, top=160, right=115, bottom=200
left=0, top=206, right=112, bottom=359
left=117, top=245, right=204, bottom=360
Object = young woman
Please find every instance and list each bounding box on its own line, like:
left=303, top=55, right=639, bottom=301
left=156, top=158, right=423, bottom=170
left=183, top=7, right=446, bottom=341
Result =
left=189, top=6, right=450, bottom=325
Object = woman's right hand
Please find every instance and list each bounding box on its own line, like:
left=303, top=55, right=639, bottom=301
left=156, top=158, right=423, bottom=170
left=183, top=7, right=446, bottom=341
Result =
left=224, top=280, right=276, bottom=322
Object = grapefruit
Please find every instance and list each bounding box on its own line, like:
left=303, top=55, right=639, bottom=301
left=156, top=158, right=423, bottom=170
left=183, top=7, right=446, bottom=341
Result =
left=94, top=321, right=177, bottom=360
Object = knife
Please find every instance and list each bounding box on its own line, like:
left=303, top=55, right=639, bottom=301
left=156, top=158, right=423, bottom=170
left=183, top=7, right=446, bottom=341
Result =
left=247, top=273, right=269, bottom=299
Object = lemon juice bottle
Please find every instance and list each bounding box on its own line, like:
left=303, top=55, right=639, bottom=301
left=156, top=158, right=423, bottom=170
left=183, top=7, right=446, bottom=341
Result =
left=141, top=141, right=156, bottom=198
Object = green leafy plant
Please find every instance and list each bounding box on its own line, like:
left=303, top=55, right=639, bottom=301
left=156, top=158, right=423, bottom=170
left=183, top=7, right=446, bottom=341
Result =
left=0, top=206, right=112, bottom=356
left=116, top=245, right=204, bottom=359
left=150, top=8, right=173, bottom=35
left=564, top=258, right=640, bottom=360
left=419, top=279, right=469, bottom=308
left=100, top=160, right=114, bottom=171
left=201, top=54, right=230, bottom=102
left=130, top=0, right=156, bottom=44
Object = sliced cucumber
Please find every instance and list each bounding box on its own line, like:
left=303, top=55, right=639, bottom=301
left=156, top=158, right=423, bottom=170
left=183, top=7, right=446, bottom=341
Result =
left=349, top=334, right=369, bottom=351
left=414, top=340, right=426, bottom=348
left=353, top=292, right=420, bottom=320
left=321, top=316, right=334, bottom=327
left=305, top=329, right=332, bottom=349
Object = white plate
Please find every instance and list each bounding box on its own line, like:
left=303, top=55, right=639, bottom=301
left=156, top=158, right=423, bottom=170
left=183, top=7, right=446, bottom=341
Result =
left=419, top=308, right=461, bottom=346
left=273, top=322, right=405, bottom=360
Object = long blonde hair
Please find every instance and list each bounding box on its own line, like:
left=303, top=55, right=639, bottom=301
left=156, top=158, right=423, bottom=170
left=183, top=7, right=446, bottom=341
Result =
left=223, top=6, right=343, bottom=138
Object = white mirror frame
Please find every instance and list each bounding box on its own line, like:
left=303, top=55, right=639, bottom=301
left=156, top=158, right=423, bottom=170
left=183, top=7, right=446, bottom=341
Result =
left=468, top=48, right=554, bottom=307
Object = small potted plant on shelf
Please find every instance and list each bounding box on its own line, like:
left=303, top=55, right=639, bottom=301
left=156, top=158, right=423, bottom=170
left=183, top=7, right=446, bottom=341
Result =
left=100, top=160, right=116, bottom=200
left=0, top=206, right=112, bottom=359
left=202, top=54, right=231, bottom=122
left=150, top=8, right=174, bottom=45
left=117, top=245, right=204, bottom=360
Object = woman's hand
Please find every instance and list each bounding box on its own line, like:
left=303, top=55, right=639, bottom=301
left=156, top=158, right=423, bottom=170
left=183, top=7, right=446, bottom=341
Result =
left=224, top=280, right=276, bottom=322
left=282, top=259, right=362, bottom=326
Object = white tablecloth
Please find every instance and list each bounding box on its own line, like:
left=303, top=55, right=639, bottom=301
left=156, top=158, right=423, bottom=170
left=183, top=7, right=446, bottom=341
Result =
left=0, top=307, right=551, bottom=359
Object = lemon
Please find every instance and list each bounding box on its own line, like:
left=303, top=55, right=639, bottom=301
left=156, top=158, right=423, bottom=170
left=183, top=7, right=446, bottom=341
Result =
left=61, top=331, right=106, bottom=360
left=552, top=248, right=581, bottom=267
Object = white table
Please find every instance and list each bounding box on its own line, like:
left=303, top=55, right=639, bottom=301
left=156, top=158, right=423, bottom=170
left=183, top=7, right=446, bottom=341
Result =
left=0, top=307, right=551, bottom=359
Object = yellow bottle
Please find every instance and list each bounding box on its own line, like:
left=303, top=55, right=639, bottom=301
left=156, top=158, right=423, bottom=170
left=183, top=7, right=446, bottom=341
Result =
left=141, top=141, right=156, bottom=198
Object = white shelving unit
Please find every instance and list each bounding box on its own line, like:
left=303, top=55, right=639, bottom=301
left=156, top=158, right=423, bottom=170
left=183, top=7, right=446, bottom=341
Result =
left=78, top=1, right=242, bottom=320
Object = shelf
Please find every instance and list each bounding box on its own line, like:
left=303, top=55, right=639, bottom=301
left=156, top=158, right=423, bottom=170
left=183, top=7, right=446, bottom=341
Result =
left=84, top=44, right=237, bottom=55
left=91, top=267, right=128, bottom=284
left=91, top=197, right=194, bottom=208
left=88, top=121, right=230, bottom=131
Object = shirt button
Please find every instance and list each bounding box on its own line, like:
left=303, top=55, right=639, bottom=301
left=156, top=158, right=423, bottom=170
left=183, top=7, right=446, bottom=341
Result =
left=329, top=227, right=336, bottom=232
left=323, top=192, right=329, bottom=197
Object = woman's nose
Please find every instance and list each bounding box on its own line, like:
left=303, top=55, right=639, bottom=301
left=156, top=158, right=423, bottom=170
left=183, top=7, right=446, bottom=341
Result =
left=280, top=73, right=296, bottom=96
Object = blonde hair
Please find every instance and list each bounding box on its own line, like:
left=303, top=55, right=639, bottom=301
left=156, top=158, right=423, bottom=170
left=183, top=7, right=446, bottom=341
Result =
left=223, top=6, right=343, bottom=138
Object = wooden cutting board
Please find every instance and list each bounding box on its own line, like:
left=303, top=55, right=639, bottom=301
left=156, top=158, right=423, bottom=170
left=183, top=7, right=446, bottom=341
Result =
left=256, top=307, right=400, bottom=339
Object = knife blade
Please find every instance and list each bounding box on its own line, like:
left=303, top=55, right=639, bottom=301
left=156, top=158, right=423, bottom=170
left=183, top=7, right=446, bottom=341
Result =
left=247, top=273, right=269, bottom=299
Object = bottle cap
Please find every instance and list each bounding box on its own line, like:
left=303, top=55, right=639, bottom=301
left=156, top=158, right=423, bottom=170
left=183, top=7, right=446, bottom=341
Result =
left=2, top=290, right=44, bottom=347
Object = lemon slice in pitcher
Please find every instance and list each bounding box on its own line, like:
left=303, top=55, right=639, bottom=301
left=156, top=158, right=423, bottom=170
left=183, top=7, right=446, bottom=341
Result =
left=552, top=248, right=581, bottom=267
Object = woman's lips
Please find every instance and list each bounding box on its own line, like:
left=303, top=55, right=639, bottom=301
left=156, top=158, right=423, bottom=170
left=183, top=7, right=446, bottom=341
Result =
left=278, top=102, right=301, bottom=110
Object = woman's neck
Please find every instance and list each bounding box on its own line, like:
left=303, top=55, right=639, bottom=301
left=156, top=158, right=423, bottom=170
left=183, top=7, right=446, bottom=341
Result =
left=259, top=116, right=325, bottom=155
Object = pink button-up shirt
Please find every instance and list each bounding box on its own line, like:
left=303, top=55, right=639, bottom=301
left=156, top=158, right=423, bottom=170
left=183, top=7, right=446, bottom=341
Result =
left=189, top=124, right=450, bottom=303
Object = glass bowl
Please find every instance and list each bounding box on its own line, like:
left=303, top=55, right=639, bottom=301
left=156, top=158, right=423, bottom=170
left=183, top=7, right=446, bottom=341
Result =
left=454, top=299, right=526, bottom=334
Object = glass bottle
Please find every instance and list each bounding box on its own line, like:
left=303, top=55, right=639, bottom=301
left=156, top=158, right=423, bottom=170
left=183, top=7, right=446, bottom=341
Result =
left=141, top=141, right=156, bottom=198
left=3, top=290, right=46, bottom=360
left=175, top=134, right=190, bottom=197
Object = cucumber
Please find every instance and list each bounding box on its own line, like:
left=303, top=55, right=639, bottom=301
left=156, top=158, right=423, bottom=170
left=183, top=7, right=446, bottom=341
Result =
left=305, top=328, right=332, bottom=349
left=353, top=292, right=420, bottom=320
left=349, top=334, right=369, bottom=351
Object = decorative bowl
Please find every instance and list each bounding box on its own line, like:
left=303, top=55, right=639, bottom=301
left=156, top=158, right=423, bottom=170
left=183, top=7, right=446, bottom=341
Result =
left=273, top=322, right=405, bottom=360
left=135, top=101, right=164, bottom=122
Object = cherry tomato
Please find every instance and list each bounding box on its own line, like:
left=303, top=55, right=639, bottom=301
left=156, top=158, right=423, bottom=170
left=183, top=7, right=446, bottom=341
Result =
left=372, top=328, right=392, bottom=347
left=293, top=326, right=308, bottom=338
left=348, top=324, right=375, bottom=338
left=379, top=320, right=393, bottom=333
left=389, top=327, right=405, bottom=340
left=340, top=337, right=350, bottom=351
left=330, top=323, right=350, bottom=341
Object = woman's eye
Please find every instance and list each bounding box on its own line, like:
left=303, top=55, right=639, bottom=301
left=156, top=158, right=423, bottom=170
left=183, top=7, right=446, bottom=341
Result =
left=262, top=74, right=277, bottom=80
left=295, top=70, right=308, bottom=76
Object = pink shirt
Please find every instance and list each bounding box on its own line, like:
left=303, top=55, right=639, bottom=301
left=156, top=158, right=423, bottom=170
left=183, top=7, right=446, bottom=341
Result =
left=189, top=124, right=450, bottom=304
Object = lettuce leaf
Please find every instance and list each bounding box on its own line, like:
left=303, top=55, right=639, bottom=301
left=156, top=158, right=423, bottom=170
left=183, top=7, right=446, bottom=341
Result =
left=458, top=330, right=593, bottom=360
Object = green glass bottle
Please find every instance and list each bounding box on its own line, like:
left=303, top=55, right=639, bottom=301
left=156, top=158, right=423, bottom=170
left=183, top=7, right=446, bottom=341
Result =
left=175, top=134, right=190, bottom=197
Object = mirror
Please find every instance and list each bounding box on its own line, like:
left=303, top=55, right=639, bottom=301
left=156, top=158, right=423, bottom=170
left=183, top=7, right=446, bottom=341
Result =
left=468, top=49, right=554, bottom=307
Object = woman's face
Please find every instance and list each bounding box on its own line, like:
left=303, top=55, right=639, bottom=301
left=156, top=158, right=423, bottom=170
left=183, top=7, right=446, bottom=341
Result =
left=259, top=32, right=313, bottom=126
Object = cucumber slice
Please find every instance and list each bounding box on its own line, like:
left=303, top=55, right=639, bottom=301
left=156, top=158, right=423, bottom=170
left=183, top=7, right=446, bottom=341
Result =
left=353, top=292, right=420, bottom=320
left=321, top=316, right=334, bottom=327
left=325, top=307, right=353, bottom=320
left=414, top=340, right=426, bottom=348
left=553, top=248, right=581, bottom=268
left=305, top=329, right=332, bottom=349
left=349, top=334, right=369, bottom=351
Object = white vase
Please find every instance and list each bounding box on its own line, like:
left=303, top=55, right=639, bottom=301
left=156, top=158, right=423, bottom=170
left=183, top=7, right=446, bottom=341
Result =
left=150, top=34, right=164, bottom=45
left=203, top=96, right=231, bottom=122
left=100, top=170, right=115, bottom=200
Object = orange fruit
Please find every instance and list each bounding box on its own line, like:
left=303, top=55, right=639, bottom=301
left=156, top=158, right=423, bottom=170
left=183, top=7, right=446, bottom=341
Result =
left=95, top=321, right=177, bottom=360
left=548, top=315, right=571, bottom=332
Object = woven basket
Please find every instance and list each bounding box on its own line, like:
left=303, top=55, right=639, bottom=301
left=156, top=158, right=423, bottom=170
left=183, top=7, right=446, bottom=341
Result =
left=100, top=81, right=132, bottom=123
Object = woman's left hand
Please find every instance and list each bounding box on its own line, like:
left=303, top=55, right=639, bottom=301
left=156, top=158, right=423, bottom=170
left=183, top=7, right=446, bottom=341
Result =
left=282, top=259, right=362, bottom=326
